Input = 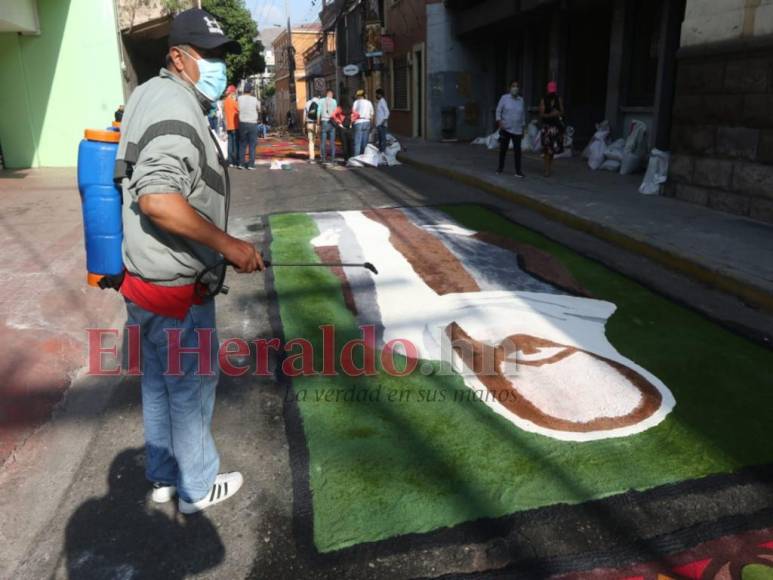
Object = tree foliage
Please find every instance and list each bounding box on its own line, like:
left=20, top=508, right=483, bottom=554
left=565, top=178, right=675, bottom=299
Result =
left=201, top=0, right=265, bottom=84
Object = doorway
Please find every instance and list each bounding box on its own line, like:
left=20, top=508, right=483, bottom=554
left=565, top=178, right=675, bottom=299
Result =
left=565, top=1, right=612, bottom=147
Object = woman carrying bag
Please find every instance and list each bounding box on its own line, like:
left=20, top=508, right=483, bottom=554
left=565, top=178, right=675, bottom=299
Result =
left=539, top=81, right=565, bottom=177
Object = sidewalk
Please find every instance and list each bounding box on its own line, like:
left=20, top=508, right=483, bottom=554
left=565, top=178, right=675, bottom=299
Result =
left=398, top=140, right=773, bottom=313
left=0, top=169, right=123, bottom=466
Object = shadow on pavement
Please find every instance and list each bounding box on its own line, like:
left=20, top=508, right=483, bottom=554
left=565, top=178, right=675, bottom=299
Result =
left=64, top=448, right=224, bottom=579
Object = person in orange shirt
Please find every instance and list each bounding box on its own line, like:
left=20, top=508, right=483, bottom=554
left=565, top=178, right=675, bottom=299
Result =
left=223, top=85, right=239, bottom=166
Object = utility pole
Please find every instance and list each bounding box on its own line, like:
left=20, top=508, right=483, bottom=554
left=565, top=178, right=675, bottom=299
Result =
left=286, top=0, right=297, bottom=130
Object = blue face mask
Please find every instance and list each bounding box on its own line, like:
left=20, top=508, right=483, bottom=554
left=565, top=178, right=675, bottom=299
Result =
left=181, top=49, right=227, bottom=103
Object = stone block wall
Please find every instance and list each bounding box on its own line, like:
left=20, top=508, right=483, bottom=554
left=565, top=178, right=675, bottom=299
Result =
left=666, top=38, right=773, bottom=224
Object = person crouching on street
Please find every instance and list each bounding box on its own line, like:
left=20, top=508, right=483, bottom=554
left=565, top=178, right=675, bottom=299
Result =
left=114, top=8, right=265, bottom=514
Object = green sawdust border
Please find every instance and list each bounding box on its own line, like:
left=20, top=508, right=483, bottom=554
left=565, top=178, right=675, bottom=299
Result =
left=263, top=205, right=773, bottom=576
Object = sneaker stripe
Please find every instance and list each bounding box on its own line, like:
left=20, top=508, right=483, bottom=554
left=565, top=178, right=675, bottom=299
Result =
left=210, top=486, right=217, bottom=502
left=217, top=485, right=222, bottom=500
left=224, top=482, right=228, bottom=496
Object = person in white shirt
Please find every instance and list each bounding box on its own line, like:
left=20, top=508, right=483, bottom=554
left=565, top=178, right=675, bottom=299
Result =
left=237, top=84, right=261, bottom=170
left=318, top=88, right=338, bottom=164
left=351, top=89, right=374, bottom=156
left=375, top=88, right=390, bottom=152
left=303, top=92, right=321, bottom=162
left=495, top=80, right=526, bottom=178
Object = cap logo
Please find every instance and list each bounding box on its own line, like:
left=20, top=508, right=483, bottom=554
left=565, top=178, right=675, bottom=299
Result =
left=203, top=16, right=224, bottom=35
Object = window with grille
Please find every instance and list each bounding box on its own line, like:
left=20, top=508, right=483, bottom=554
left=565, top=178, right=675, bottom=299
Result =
left=393, top=56, right=409, bottom=110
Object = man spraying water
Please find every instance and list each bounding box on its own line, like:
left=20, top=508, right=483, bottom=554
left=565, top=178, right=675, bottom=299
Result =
left=113, top=9, right=264, bottom=514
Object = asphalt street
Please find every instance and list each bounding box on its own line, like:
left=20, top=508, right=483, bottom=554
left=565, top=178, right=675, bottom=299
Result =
left=4, top=161, right=772, bottom=579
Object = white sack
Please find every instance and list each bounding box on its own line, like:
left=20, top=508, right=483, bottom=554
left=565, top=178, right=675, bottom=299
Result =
left=604, top=138, right=625, bottom=162
left=528, top=120, right=542, bottom=153
left=620, top=120, right=649, bottom=175
left=347, top=144, right=381, bottom=167
left=488, top=131, right=504, bottom=150
left=587, top=123, right=611, bottom=170
left=600, top=159, right=621, bottom=172
left=382, top=141, right=402, bottom=166
left=583, top=121, right=609, bottom=160
left=639, top=149, right=670, bottom=195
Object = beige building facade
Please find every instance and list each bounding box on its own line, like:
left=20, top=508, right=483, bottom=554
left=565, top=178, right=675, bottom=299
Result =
left=273, top=25, right=322, bottom=127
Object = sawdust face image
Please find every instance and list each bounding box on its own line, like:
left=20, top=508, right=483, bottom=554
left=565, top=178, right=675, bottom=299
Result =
left=311, top=207, right=675, bottom=442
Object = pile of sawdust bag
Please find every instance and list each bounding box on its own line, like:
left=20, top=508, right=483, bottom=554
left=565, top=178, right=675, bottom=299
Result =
left=346, top=133, right=402, bottom=167
left=590, top=120, right=649, bottom=174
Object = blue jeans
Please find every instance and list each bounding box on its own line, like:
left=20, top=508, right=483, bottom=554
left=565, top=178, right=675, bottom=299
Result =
left=320, top=120, right=336, bottom=162
left=239, top=122, right=258, bottom=168
left=377, top=124, right=387, bottom=152
left=353, top=122, right=371, bottom=156
left=227, top=130, right=239, bottom=165
left=125, top=299, right=220, bottom=503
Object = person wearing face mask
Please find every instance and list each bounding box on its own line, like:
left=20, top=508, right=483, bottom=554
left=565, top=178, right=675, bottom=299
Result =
left=495, top=81, right=526, bottom=178
left=113, top=9, right=265, bottom=514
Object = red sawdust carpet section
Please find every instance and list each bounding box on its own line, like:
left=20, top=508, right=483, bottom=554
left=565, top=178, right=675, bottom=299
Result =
left=315, top=246, right=358, bottom=317
left=556, top=527, right=773, bottom=579
left=255, top=136, right=310, bottom=159
left=362, top=208, right=480, bottom=295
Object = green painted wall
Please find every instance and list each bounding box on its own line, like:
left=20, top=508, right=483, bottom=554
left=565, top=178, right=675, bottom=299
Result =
left=0, top=0, right=124, bottom=168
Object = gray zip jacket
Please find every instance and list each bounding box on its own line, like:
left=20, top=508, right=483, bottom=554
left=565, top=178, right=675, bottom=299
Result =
left=115, top=68, right=228, bottom=286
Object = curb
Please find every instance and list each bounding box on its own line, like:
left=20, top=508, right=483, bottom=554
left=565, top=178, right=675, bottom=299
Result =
left=398, top=153, right=773, bottom=314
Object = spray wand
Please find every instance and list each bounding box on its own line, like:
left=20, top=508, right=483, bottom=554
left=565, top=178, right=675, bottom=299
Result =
left=195, top=259, right=378, bottom=298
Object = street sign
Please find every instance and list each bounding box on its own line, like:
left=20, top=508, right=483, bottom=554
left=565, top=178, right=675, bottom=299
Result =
left=343, top=64, right=359, bottom=76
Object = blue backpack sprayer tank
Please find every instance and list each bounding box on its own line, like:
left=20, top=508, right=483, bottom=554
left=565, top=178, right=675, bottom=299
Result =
left=76, top=121, right=376, bottom=296
left=77, top=128, right=123, bottom=287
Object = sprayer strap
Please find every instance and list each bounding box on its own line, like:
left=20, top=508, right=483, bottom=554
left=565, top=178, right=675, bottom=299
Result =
left=114, top=120, right=225, bottom=196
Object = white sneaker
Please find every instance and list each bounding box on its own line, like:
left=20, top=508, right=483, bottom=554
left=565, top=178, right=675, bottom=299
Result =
left=151, top=483, right=177, bottom=503
left=178, top=472, right=244, bottom=514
